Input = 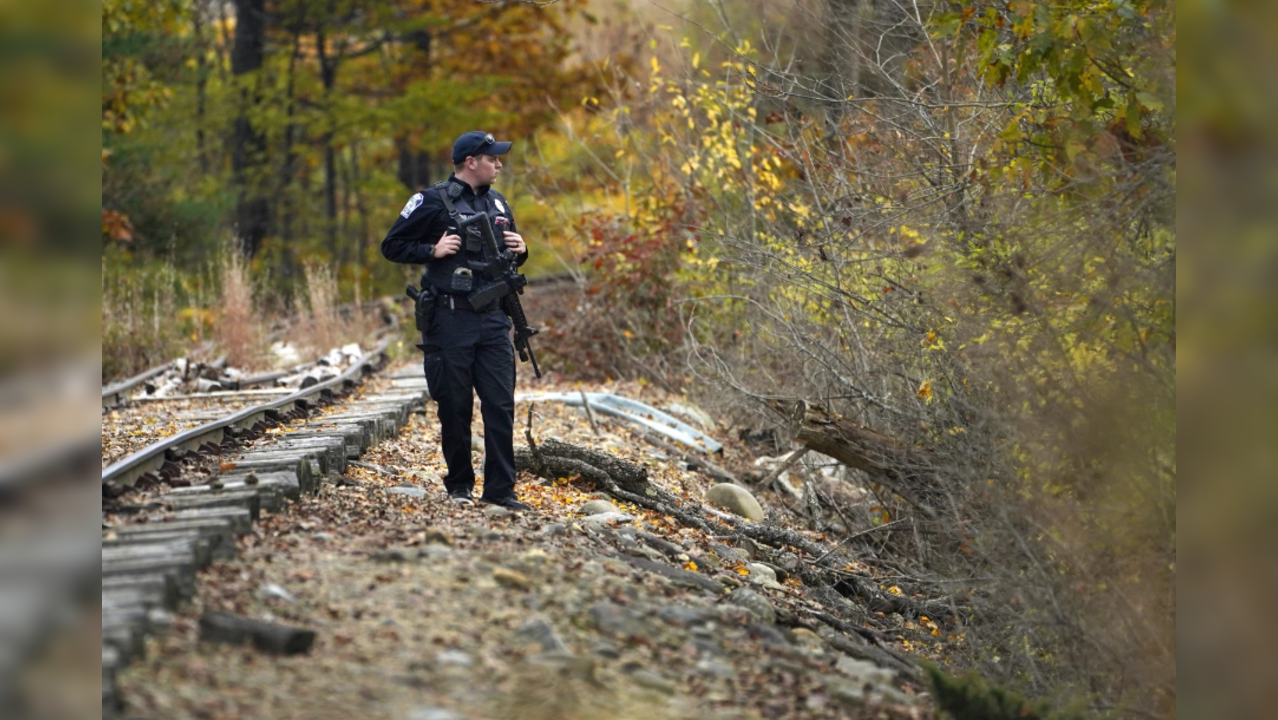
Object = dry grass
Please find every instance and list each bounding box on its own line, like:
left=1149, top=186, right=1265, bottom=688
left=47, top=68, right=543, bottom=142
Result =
left=101, top=257, right=186, bottom=380
left=214, top=245, right=267, bottom=369
left=298, top=261, right=342, bottom=357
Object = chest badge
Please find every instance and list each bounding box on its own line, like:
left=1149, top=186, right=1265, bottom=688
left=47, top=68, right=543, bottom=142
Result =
left=494, top=198, right=506, bottom=214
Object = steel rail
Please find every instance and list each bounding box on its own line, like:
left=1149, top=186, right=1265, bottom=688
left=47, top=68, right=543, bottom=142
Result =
left=101, top=360, right=179, bottom=410
left=102, top=338, right=390, bottom=488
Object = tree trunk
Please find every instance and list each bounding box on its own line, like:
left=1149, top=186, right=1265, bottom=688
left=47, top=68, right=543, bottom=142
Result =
left=193, top=6, right=209, bottom=175
left=396, top=135, right=433, bottom=192
left=230, top=0, right=269, bottom=257
left=784, top=401, right=940, bottom=516
left=317, top=27, right=339, bottom=260
left=277, top=13, right=304, bottom=298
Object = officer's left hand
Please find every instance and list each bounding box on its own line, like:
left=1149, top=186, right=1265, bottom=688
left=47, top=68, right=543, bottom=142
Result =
left=502, top=231, right=526, bottom=254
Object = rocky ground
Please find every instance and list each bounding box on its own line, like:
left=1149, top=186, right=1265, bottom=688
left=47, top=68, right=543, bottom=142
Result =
left=116, top=369, right=940, bottom=720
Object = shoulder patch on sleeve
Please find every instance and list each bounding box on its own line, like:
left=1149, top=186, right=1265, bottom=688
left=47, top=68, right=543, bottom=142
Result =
left=400, top=193, right=424, bottom=219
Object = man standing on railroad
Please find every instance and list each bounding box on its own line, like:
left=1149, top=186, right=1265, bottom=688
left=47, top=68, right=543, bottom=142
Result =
left=381, top=131, right=531, bottom=512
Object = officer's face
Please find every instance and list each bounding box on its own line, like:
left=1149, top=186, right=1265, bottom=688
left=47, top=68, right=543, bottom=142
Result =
left=469, top=154, right=502, bottom=185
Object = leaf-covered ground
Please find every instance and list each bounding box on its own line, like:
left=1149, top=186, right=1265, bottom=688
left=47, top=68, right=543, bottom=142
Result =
left=116, top=368, right=937, bottom=720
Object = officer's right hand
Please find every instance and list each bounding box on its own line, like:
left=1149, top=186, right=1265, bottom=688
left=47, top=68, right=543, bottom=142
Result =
left=434, top=233, right=461, bottom=258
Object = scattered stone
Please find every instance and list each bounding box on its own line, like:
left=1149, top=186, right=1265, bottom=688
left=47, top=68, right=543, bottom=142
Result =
left=588, top=601, right=648, bottom=638
left=657, top=606, right=716, bottom=628
left=747, top=563, right=778, bottom=586
left=436, top=649, right=474, bottom=667
left=388, top=485, right=427, bottom=499
left=754, top=560, right=788, bottom=583
left=713, top=604, right=753, bottom=625
left=516, top=618, right=568, bottom=653
left=527, top=652, right=602, bottom=686
left=591, top=639, right=621, bottom=659
left=577, top=499, right=616, bottom=515
left=709, top=543, right=749, bottom=564
left=470, top=437, right=484, bottom=454
left=695, top=658, right=736, bottom=679
left=581, top=511, right=634, bottom=525
left=790, top=627, right=824, bottom=649
left=373, top=548, right=411, bottom=563
left=493, top=567, right=532, bottom=591
left=835, top=655, right=895, bottom=686
left=405, top=470, right=442, bottom=485
left=406, top=708, right=462, bottom=720
left=725, top=588, right=776, bottom=624
left=312, top=532, right=335, bottom=542
left=704, top=484, right=766, bottom=521
left=628, top=669, right=676, bottom=695
left=417, top=545, right=452, bottom=561
left=258, top=583, right=296, bottom=604
left=483, top=506, right=512, bottom=519
left=423, top=528, right=453, bottom=546
left=747, top=623, right=791, bottom=647
left=540, top=523, right=568, bottom=537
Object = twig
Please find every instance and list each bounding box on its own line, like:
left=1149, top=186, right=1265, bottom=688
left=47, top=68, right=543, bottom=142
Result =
left=579, top=390, right=601, bottom=436
left=640, top=432, right=739, bottom=484
left=349, top=460, right=398, bottom=477
left=525, top=403, right=541, bottom=464
left=813, top=519, right=908, bottom=564
left=756, top=447, right=809, bottom=490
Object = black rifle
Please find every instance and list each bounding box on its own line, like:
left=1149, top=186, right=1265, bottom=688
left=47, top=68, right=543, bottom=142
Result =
left=458, top=213, right=542, bottom=378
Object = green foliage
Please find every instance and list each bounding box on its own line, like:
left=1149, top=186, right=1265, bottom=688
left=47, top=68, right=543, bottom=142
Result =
left=925, top=663, right=1078, bottom=720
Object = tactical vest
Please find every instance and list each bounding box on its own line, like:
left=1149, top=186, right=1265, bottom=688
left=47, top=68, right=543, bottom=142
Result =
left=422, top=181, right=504, bottom=295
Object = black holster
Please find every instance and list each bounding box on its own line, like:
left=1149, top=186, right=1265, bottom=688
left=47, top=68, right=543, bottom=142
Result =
left=406, top=284, right=437, bottom=333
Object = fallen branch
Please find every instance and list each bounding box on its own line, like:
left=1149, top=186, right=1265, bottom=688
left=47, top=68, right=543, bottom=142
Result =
left=514, top=439, right=650, bottom=495
left=640, top=432, right=739, bottom=484
left=514, top=438, right=957, bottom=624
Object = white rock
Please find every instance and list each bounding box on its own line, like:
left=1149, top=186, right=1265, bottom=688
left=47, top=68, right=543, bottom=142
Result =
left=270, top=341, right=302, bottom=367
left=578, top=499, right=616, bottom=515
left=582, top=512, right=635, bottom=525
left=259, top=583, right=296, bottom=603
left=747, top=563, right=777, bottom=584
left=705, top=484, right=766, bottom=521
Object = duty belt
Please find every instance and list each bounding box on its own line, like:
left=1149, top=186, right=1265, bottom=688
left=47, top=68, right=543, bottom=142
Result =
left=436, top=294, right=499, bottom=312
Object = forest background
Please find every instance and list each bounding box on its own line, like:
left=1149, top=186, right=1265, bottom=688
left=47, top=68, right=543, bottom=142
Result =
left=102, top=0, right=1175, bottom=718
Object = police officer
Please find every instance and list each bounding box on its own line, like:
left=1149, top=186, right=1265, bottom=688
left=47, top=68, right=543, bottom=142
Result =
left=381, top=131, right=531, bottom=511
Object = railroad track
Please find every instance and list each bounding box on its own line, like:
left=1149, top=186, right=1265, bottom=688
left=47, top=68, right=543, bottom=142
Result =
left=102, top=347, right=377, bottom=469
left=98, top=338, right=434, bottom=718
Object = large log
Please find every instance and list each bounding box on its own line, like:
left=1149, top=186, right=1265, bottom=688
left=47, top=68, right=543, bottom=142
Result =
left=786, top=402, right=938, bottom=516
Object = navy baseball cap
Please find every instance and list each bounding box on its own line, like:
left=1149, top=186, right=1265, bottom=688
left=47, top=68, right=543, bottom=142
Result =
left=451, top=131, right=512, bottom=164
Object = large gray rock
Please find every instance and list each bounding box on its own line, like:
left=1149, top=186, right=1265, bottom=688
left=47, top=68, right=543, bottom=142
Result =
left=516, top=617, right=568, bottom=653
left=726, top=588, right=776, bottom=624
left=388, top=485, right=426, bottom=499
left=705, top=484, right=765, bottom=521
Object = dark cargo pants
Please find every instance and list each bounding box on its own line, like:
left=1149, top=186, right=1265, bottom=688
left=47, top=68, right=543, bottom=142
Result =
left=422, top=304, right=517, bottom=501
